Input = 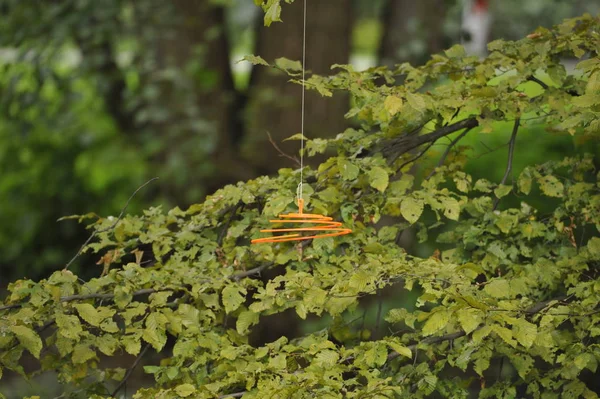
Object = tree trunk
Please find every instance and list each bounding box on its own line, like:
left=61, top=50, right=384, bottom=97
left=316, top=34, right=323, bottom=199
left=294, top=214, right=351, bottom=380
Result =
left=140, top=0, right=253, bottom=203
left=378, top=0, right=449, bottom=66
left=243, top=0, right=353, bottom=175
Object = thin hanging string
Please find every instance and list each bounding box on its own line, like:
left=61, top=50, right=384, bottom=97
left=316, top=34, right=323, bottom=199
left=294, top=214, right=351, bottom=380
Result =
left=297, top=0, right=307, bottom=211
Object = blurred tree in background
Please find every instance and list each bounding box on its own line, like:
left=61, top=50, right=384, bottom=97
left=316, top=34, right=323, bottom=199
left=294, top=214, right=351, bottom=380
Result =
left=0, top=0, right=599, bottom=296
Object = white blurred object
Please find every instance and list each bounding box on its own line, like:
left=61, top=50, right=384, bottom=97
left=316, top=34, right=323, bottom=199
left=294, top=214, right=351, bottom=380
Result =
left=461, top=0, right=491, bottom=56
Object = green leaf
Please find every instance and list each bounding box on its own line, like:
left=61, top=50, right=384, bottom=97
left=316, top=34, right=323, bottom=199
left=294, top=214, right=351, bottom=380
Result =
left=441, top=197, right=460, bottom=221
left=338, top=158, right=359, bottom=180
left=263, top=2, right=282, bottom=26
left=174, top=384, right=196, bottom=397
left=314, top=350, right=340, bottom=367
left=73, top=303, right=102, bottom=327
left=512, top=318, right=537, bottom=348
left=493, top=325, right=517, bottom=348
left=236, top=310, right=259, bottom=335
left=445, top=44, right=466, bottom=58
left=239, top=55, right=269, bottom=66
left=222, top=285, right=246, bottom=314
left=275, top=57, right=302, bottom=72
left=406, top=92, right=427, bottom=113
left=456, top=308, right=482, bottom=334
left=263, top=196, right=294, bottom=216
left=538, top=175, right=564, bottom=197
left=422, top=310, right=450, bottom=336
left=349, top=270, right=375, bottom=291
left=9, top=325, right=42, bottom=359
left=142, top=312, right=168, bottom=351
left=269, top=353, right=287, bottom=370
left=384, top=95, right=403, bottom=116
left=587, top=237, right=600, bottom=257
left=494, top=184, right=512, bottom=199
left=484, top=279, right=511, bottom=299
left=518, top=170, right=533, bottom=194
left=72, top=343, right=96, bottom=364
left=401, top=197, right=424, bottom=224
left=368, top=166, right=389, bottom=192
left=55, top=313, right=83, bottom=340
left=387, top=341, right=412, bottom=359
left=474, top=179, right=493, bottom=193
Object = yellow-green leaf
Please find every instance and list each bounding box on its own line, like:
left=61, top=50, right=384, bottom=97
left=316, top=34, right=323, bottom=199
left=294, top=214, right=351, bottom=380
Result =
left=236, top=310, right=259, bottom=335
left=484, top=279, right=510, bottom=298
left=72, top=343, right=96, bottom=364
left=369, top=166, right=389, bottom=192
left=422, top=310, right=450, bottom=336
left=456, top=308, right=482, bottom=334
left=538, top=175, right=564, bottom=197
left=10, top=325, right=42, bottom=359
left=441, top=197, right=460, bottom=221
left=512, top=318, right=537, bottom=348
left=494, top=184, right=512, bottom=199
left=222, top=285, right=246, bottom=314
left=73, top=303, right=102, bottom=327
left=174, top=384, right=196, bottom=397
left=387, top=342, right=412, bottom=359
left=401, top=197, right=424, bottom=224
left=384, top=95, right=403, bottom=116
left=338, top=158, right=359, bottom=180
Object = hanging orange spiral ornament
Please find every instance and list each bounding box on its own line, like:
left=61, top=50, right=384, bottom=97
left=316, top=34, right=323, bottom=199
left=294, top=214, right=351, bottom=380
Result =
left=251, top=198, right=352, bottom=243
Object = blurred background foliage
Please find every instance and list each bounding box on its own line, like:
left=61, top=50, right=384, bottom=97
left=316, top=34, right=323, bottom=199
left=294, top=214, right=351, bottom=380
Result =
left=1, top=0, right=599, bottom=290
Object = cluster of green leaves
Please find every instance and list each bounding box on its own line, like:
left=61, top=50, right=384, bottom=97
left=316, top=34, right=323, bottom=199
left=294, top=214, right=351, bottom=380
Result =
left=2, top=12, right=600, bottom=399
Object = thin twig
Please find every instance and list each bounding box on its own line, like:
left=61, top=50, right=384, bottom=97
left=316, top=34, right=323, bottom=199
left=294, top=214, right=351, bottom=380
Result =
left=230, top=263, right=273, bottom=281
left=395, top=141, right=435, bottom=169
left=527, top=76, right=549, bottom=90
left=267, top=132, right=301, bottom=167
left=111, top=343, right=150, bottom=397
left=64, top=177, right=159, bottom=270
left=373, top=289, right=383, bottom=339
left=218, top=203, right=242, bottom=246
left=218, top=392, right=246, bottom=399
left=426, top=127, right=474, bottom=180
left=384, top=117, right=479, bottom=160
left=493, top=118, right=520, bottom=210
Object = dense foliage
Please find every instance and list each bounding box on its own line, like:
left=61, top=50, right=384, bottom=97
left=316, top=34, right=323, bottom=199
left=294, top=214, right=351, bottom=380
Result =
left=2, top=9, right=600, bottom=399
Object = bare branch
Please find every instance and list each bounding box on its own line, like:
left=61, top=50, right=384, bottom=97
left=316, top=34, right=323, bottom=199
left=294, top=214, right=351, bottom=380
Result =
left=395, top=141, right=435, bottom=169
left=383, top=117, right=479, bottom=160
left=64, top=177, right=159, bottom=271
left=527, top=76, right=549, bottom=90
left=218, top=392, right=246, bottom=399
left=267, top=131, right=301, bottom=167
left=426, top=126, right=474, bottom=180
left=493, top=118, right=520, bottom=210
left=112, top=343, right=150, bottom=397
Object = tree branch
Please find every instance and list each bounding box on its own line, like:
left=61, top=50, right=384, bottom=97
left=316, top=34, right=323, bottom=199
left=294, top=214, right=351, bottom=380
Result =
left=0, top=264, right=276, bottom=312
left=111, top=343, right=150, bottom=397
left=383, top=117, right=479, bottom=161
left=386, top=331, right=466, bottom=362
left=493, top=118, right=520, bottom=210
left=426, top=126, right=474, bottom=180
left=267, top=132, right=301, bottom=167
left=0, top=288, right=161, bottom=312
left=218, top=392, right=246, bottom=399
left=64, top=177, right=159, bottom=271
left=527, top=76, right=549, bottom=90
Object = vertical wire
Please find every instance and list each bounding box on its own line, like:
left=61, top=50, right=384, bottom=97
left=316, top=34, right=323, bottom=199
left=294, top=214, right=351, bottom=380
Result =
left=298, top=0, right=307, bottom=206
